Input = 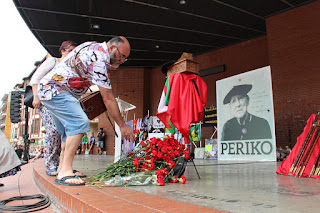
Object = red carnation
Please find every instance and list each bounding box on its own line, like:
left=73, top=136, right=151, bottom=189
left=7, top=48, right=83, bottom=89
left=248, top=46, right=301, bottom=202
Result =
left=161, top=168, right=169, bottom=174
left=141, top=164, right=147, bottom=169
left=170, top=153, right=175, bottom=159
left=157, top=151, right=164, bottom=159
left=161, top=146, right=168, bottom=154
left=151, top=150, right=158, bottom=157
left=168, top=161, right=175, bottom=169
left=144, top=156, right=150, bottom=160
left=170, top=176, right=179, bottom=183
left=179, top=175, right=187, bottom=184
left=149, top=162, right=155, bottom=170
left=174, top=150, right=181, bottom=157
left=167, top=146, right=173, bottom=153
left=157, top=177, right=165, bottom=186
left=156, top=169, right=164, bottom=177
left=184, top=154, right=191, bottom=160
left=133, top=158, right=140, bottom=168
left=163, top=156, right=171, bottom=162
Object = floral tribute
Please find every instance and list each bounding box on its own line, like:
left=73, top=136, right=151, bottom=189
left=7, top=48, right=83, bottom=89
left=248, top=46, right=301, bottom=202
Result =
left=88, top=136, right=190, bottom=186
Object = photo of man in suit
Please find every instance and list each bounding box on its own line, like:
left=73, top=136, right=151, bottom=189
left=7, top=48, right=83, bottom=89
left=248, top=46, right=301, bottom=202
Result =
left=221, top=84, right=272, bottom=141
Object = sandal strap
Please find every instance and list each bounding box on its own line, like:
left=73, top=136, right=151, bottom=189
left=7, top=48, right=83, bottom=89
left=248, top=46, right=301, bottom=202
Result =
left=60, top=175, right=79, bottom=182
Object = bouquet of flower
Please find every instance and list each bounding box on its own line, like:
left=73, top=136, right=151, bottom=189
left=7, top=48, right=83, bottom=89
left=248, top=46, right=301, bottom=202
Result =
left=88, top=135, right=190, bottom=186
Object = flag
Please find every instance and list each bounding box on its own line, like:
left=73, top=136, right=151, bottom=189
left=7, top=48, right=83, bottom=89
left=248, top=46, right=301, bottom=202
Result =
left=157, top=73, right=207, bottom=142
left=157, top=76, right=176, bottom=134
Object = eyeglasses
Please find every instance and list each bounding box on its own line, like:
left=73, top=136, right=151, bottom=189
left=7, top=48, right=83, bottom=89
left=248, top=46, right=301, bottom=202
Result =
left=64, top=48, right=73, bottom=52
left=115, top=46, right=128, bottom=62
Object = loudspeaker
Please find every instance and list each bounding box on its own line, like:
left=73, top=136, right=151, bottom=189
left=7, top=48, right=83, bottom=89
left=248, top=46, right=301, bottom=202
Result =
left=10, top=91, right=22, bottom=123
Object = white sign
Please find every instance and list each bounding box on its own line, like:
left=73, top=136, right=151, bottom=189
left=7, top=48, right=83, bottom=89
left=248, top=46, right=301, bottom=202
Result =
left=114, top=123, right=122, bottom=163
left=152, top=116, right=165, bottom=129
left=216, top=66, right=276, bottom=161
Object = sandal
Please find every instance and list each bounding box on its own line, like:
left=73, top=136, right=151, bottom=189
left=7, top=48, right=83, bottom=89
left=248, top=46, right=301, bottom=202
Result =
left=73, top=170, right=87, bottom=178
left=54, top=176, right=85, bottom=186
left=46, top=169, right=58, bottom=176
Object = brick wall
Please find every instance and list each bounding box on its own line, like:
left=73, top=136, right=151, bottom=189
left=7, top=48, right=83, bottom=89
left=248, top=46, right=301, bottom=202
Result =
left=266, top=0, right=320, bottom=148
left=150, top=67, right=167, bottom=115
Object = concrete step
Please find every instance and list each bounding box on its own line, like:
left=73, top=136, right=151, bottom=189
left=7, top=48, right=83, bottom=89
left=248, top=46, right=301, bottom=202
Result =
left=32, top=159, right=224, bottom=213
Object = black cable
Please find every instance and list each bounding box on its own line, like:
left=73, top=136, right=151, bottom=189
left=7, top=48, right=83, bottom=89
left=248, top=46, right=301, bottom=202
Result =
left=0, top=194, right=51, bottom=213
left=0, top=161, right=51, bottom=213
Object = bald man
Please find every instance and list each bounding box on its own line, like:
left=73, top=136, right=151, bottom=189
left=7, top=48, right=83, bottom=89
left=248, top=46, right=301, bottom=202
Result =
left=38, top=36, right=135, bottom=186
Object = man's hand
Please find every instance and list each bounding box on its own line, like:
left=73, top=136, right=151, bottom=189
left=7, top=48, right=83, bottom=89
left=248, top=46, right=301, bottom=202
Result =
left=120, top=125, right=135, bottom=141
left=99, top=86, right=136, bottom=142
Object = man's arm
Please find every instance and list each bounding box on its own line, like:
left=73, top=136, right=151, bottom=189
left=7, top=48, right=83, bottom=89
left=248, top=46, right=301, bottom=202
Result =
left=98, top=86, right=135, bottom=141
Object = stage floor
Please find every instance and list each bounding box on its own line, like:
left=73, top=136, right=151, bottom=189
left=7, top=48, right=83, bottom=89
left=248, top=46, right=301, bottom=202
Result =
left=73, top=154, right=320, bottom=213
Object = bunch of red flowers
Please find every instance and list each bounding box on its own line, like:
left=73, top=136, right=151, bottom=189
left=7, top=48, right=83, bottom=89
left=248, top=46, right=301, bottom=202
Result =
left=170, top=175, right=187, bottom=184
left=132, top=136, right=190, bottom=186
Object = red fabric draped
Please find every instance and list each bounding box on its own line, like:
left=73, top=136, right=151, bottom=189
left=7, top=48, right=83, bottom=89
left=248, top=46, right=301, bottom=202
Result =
left=157, top=73, right=207, bottom=142
left=276, top=114, right=320, bottom=179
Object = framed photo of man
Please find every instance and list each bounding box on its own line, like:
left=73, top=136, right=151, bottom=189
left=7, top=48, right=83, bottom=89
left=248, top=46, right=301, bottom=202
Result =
left=216, top=66, right=276, bottom=161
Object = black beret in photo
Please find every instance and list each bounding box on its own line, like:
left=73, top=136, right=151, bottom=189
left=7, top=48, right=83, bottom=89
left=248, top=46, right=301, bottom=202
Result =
left=161, top=61, right=175, bottom=75
left=223, top=84, right=252, bottom=105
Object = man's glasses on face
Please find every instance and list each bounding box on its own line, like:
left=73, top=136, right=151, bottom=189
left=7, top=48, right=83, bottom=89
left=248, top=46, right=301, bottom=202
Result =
left=64, top=48, right=73, bottom=52
left=115, top=46, right=128, bottom=62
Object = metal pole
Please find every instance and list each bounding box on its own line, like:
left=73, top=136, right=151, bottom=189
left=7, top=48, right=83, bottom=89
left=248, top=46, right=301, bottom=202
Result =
left=105, top=111, right=118, bottom=137
left=23, top=106, right=29, bottom=162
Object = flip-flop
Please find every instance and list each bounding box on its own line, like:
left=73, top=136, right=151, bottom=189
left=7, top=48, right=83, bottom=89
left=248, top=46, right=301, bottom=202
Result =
left=73, top=170, right=87, bottom=178
left=54, top=176, right=85, bottom=186
left=46, top=169, right=58, bottom=176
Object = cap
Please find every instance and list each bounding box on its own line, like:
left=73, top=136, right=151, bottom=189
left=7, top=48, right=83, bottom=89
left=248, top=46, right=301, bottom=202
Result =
left=223, top=84, right=252, bottom=105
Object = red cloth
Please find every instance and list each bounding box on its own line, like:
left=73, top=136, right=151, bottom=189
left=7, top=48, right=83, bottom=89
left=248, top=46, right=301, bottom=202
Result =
left=276, top=114, right=320, bottom=178
left=157, top=73, right=207, bottom=142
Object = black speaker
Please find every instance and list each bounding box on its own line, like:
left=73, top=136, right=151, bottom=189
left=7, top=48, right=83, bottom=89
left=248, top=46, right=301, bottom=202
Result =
left=10, top=91, right=22, bottom=123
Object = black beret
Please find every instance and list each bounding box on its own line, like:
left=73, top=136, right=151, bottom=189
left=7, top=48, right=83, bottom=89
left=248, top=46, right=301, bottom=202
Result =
left=223, top=84, right=252, bottom=105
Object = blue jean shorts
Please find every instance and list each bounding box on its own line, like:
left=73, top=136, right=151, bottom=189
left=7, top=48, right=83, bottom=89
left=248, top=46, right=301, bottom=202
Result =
left=41, top=92, right=90, bottom=142
left=97, top=141, right=104, bottom=148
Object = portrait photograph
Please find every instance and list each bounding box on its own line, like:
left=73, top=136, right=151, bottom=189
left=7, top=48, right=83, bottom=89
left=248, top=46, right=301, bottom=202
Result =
left=216, top=66, right=276, bottom=161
